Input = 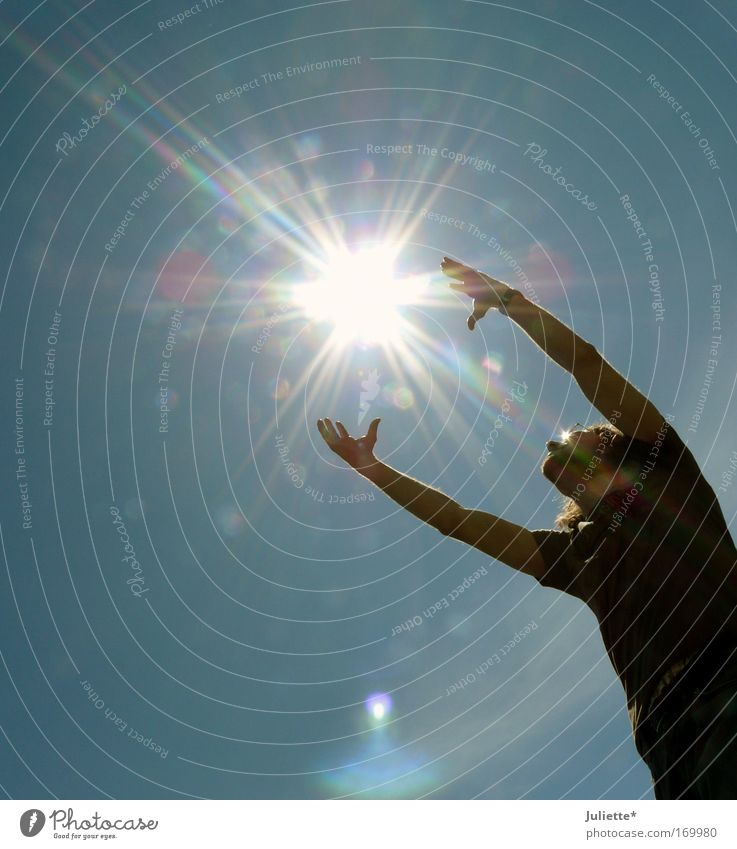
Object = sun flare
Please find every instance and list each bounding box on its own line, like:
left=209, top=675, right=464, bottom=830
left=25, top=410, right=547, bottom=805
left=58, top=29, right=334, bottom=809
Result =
left=295, top=244, right=426, bottom=346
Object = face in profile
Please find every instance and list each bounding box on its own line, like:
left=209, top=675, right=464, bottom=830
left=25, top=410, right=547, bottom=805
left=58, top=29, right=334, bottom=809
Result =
left=541, top=428, right=611, bottom=498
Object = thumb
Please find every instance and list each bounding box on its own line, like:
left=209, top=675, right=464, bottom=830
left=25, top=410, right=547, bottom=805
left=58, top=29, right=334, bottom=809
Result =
left=366, top=417, right=381, bottom=443
left=468, top=304, right=486, bottom=330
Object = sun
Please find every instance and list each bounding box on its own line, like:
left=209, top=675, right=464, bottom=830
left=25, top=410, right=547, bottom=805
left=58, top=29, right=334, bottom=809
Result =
left=295, top=244, right=425, bottom=346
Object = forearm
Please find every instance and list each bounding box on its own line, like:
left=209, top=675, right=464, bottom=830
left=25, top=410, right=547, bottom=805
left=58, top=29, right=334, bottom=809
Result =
left=355, top=459, right=461, bottom=534
left=504, top=291, right=596, bottom=375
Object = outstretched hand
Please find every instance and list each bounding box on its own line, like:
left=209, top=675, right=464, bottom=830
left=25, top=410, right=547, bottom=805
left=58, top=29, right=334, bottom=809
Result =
left=317, top=417, right=381, bottom=470
left=441, top=256, right=510, bottom=330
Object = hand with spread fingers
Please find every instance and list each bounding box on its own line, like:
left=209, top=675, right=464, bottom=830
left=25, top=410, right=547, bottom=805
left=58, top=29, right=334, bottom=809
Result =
left=316, top=417, right=381, bottom=470
left=441, top=256, right=516, bottom=330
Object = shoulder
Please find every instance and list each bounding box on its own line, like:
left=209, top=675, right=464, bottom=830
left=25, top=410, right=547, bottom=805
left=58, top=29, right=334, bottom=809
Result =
left=636, top=419, right=729, bottom=531
left=646, top=418, right=704, bottom=487
left=530, top=521, right=606, bottom=601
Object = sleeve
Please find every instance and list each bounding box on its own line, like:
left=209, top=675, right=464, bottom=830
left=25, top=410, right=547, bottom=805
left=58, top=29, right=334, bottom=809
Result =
left=655, top=420, right=730, bottom=532
left=530, top=525, right=599, bottom=604
left=656, top=420, right=703, bottom=488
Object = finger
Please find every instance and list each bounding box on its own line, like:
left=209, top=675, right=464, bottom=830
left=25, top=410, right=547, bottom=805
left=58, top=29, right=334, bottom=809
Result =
left=467, top=314, right=476, bottom=331
left=448, top=282, right=466, bottom=293
left=317, top=419, right=334, bottom=439
left=324, top=418, right=339, bottom=440
left=481, top=272, right=503, bottom=287
left=441, top=262, right=466, bottom=280
left=366, top=417, right=381, bottom=442
left=336, top=421, right=349, bottom=438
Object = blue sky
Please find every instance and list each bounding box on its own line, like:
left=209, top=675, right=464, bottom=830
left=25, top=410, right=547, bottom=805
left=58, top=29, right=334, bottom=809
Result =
left=0, top=0, right=735, bottom=799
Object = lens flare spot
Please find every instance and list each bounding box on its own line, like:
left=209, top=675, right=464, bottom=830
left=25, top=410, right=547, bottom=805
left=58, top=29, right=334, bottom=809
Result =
left=295, top=133, right=322, bottom=159
left=155, top=250, right=219, bottom=303
left=155, top=388, right=179, bottom=408
left=269, top=378, right=291, bottom=399
left=393, top=387, right=414, bottom=410
left=215, top=505, right=246, bottom=537
left=357, top=159, right=375, bottom=179
left=217, top=215, right=238, bottom=235
left=481, top=353, right=504, bottom=374
left=365, top=693, right=392, bottom=722
left=382, top=381, right=414, bottom=410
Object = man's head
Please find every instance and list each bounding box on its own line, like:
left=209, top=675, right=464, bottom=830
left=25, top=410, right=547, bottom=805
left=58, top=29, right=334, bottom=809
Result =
left=541, top=423, right=647, bottom=525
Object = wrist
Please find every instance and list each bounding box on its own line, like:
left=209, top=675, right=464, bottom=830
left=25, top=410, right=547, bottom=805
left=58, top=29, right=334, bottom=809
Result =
left=353, top=454, right=379, bottom=474
left=497, top=287, right=524, bottom=315
left=477, top=279, right=519, bottom=312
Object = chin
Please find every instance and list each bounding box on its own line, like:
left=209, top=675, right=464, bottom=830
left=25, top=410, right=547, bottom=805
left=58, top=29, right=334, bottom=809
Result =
left=541, top=453, right=562, bottom=483
left=541, top=454, right=577, bottom=496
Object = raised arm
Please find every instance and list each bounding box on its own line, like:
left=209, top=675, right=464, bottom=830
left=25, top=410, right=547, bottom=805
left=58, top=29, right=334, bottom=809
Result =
left=442, top=258, right=665, bottom=442
left=316, top=417, right=545, bottom=576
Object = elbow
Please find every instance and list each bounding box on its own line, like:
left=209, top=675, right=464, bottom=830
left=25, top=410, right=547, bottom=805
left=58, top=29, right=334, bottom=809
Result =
left=572, top=341, right=600, bottom=378
left=575, top=340, right=599, bottom=367
left=435, top=504, right=466, bottom=538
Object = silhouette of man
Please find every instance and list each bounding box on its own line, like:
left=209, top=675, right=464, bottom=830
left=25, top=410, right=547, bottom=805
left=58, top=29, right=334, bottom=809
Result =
left=317, top=257, right=737, bottom=799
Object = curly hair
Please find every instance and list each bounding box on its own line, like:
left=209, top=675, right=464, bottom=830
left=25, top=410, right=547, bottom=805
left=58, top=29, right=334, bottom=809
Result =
left=553, top=422, right=652, bottom=530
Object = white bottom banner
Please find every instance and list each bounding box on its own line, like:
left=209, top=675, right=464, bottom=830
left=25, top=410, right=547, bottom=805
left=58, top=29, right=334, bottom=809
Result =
left=1, top=800, right=735, bottom=848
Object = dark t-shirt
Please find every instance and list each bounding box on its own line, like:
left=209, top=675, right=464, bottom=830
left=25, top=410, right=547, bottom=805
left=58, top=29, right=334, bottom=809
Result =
left=531, top=420, right=737, bottom=756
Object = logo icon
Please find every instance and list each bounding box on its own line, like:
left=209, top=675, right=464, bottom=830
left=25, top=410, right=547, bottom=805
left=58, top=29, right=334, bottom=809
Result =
left=358, top=368, right=381, bottom=425
left=20, top=809, right=46, bottom=837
